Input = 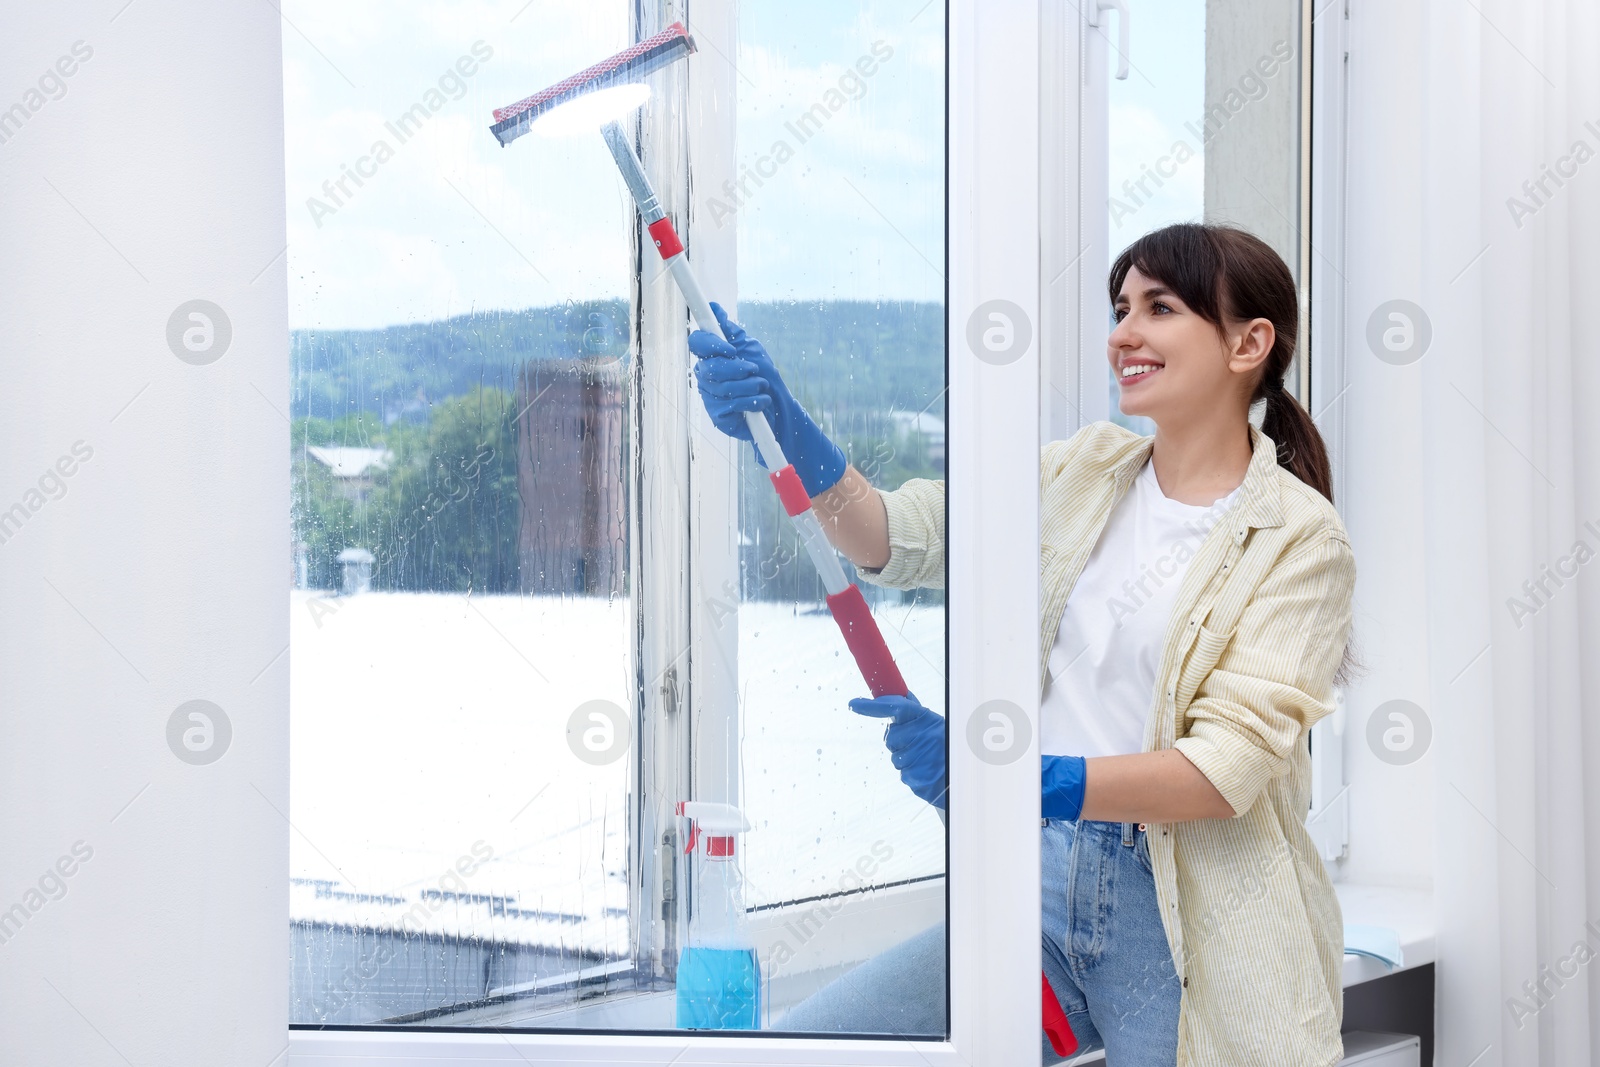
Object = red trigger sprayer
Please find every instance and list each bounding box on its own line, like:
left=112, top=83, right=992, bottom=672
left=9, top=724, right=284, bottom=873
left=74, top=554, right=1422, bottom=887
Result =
left=674, top=801, right=759, bottom=1030
left=488, top=23, right=1075, bottom=1055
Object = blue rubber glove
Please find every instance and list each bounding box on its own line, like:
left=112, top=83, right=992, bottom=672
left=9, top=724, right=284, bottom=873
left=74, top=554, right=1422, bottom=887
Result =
left=851, top=692, right=1090, bottom=820
left=689, top=301, right=848, bottom=497
left=849, top=690, right=947, bottom=810
left=1042, top=754, right=1088, bottom=821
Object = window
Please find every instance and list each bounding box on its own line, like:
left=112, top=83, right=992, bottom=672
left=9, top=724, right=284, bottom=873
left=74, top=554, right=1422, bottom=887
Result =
left=284, top=0, right=950, bottom=1039
left=730, top=0, right=949, bottom=1013
left=285, top=2, right=639, bottom=1027
left=1043, top=0, right=1313, bottom=441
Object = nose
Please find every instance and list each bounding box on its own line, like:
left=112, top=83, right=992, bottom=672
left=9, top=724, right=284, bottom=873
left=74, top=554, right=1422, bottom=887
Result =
left=1108, top=311, right=1137, bottom=354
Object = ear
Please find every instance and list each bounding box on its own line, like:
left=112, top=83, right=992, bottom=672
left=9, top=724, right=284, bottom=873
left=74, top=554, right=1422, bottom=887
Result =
left=1225, top=317, right=1275, bottom=376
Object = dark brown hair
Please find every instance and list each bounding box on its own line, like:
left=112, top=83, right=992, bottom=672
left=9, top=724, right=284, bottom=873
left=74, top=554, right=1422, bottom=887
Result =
left=1107, top=222, right=1334, bottom=505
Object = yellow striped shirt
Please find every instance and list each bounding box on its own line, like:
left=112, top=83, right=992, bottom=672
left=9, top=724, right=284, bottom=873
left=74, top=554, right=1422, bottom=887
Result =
left=857, top=420, right=1355, bottom=1067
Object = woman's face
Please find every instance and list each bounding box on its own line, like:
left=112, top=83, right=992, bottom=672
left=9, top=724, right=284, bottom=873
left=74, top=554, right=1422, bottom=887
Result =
left=1108, top=266, right=1266, bottom=425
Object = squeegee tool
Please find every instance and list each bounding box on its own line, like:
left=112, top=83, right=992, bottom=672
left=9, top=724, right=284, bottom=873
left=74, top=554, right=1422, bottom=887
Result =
left=491, top=23, right=697, bottom=146
left=488, top=33, right=1076, bottom=1052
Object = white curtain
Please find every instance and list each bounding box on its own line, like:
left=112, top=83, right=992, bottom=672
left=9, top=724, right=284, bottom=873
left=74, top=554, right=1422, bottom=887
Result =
left=1399, top=0, right=1600, bottom=1063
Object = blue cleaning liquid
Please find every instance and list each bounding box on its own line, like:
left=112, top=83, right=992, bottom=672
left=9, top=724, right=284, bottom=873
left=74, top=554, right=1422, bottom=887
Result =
left=675, top=946, right=760, bottom=1029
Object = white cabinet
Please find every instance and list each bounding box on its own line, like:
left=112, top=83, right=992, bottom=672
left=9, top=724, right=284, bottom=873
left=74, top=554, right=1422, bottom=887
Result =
left=1340, top=1030, right=1422, bottom=1066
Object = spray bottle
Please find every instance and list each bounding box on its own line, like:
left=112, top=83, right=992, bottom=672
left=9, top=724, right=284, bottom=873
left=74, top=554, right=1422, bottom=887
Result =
left=674, top=801, right=760, bottom=1029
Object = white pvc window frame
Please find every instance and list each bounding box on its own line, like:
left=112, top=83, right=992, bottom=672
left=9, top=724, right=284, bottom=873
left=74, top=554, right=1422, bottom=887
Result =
left=1305, top=0, right=1353, bottom=867
left=288, top=0, right=1045, bottom=1062
left=1039, top=0, right=1110, bottom=444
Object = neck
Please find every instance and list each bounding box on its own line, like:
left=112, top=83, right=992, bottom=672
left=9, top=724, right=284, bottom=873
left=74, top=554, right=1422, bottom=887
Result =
left=1148, top=411, right=1252, bottom=506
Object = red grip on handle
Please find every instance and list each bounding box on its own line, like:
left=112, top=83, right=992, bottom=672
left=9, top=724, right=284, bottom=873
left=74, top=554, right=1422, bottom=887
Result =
left=1042, top=972, right=1078, bottom=1055
left=647, top=217, right=684, bottom=260
left=824, top=584, right=908, bottom=698
left=769, top=465, right=812, bottom=517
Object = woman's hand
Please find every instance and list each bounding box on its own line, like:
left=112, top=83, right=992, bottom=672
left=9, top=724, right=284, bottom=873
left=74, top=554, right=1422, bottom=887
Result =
left=689, top=301, right=848, bottom=497
left=850, top=690, right=947, bottom=809
left=852, top=691, right=1090, bottom=820
left=1042, top=754, right=1087, bottom=821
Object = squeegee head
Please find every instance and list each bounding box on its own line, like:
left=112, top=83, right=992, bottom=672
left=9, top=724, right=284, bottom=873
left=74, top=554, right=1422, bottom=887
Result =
left=490, top=22, right=696, bottom=146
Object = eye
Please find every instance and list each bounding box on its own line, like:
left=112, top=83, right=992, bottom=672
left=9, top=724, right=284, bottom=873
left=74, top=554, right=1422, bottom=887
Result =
left=1151, top=301, right=1173, bottom=315
left=1113, top=307, right=1128, bottom=322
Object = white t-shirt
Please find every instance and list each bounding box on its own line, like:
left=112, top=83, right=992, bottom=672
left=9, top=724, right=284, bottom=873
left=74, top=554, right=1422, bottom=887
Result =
left=1039, top=457, right=1242, bottom=757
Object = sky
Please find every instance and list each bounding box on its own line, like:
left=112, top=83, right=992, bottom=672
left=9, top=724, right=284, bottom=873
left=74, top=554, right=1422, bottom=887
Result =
left=281, top=0, right=948, bottom=331
left=1105, top=1, right=1208, bottom=263
left=1101, top=1, right=1207, bottom=430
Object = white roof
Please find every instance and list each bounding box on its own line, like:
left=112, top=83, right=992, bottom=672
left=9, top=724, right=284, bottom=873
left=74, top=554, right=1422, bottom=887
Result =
left=289, top=590, right=946, bottom=953
left=306, top=445, right=392, bottom=478
left=887, top=410, right=947, bottom=438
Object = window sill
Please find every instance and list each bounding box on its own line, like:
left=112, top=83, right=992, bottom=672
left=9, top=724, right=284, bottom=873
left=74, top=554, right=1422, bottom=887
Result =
left=1335, top=882, right=1434, bottom=987
left=1063, top=884, right=1434, bottom=1066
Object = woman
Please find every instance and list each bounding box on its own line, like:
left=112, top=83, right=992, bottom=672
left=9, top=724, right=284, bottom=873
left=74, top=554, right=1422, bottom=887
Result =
left=690, top=222, right=1357, bottom=1066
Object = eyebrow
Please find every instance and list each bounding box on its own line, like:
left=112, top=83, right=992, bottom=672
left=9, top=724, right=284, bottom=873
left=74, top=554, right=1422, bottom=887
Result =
left=1114, top=285, right=1175, bottom=305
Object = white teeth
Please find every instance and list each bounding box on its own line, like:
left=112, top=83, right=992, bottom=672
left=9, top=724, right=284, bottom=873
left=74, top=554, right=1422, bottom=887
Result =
left=1121, top=364, right=1161, bottom=378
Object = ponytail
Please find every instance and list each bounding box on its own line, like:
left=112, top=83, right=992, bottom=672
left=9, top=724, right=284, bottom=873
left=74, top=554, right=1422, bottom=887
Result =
left=1258, top=379, right=1335, bottom=506
left=1258, top=345, right=1356, bottom=685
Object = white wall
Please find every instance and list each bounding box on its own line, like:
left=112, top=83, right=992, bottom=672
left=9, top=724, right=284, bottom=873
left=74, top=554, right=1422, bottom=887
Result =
left=0, top=3, right=288, bottom=1065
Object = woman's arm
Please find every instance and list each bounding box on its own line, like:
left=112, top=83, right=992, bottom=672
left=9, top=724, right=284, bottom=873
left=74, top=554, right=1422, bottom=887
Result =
left=810, top=464, right=891, bottom=570
left=817, top=431, right=1101, bottom=583
left=1080, top=533, right=1356, bottom=825
left=1077, top=749, right=1235, bottom=823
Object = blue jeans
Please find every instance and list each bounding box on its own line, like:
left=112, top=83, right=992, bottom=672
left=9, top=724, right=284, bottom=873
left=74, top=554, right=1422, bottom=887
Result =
left=774, top=818, right=1182, bottom=1065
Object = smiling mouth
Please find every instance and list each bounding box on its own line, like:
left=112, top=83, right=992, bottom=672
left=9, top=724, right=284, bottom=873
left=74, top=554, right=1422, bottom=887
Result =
left=1119, top=364, right=1163, bottom=385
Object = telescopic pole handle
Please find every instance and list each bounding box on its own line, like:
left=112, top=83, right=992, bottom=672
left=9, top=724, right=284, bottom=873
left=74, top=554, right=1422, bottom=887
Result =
left=598, top=117, right=906, bottom=696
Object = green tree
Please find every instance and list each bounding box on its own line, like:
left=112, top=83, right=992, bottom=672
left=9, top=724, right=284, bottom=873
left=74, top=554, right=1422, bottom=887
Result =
left=371, top=386, right=521, bottom=593
left=291, top=392, right=522, bottom=594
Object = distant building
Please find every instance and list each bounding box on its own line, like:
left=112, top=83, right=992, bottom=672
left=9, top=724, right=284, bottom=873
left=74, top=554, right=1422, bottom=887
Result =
left=336, top=547, right=374, bottom=595
left=306, top=446, right=392, bottom=503
left=514, top=356, right=625, bottom=596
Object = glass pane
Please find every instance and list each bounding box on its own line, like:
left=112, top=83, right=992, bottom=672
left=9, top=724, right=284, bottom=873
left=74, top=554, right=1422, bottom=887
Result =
left=731, top=0, right=949, bottom=1036
left=285, top=1, right=639, bottom=1027
left=1104, top=0, right=1303, bottom=432
left=285, top=0, right=948, bottom=1038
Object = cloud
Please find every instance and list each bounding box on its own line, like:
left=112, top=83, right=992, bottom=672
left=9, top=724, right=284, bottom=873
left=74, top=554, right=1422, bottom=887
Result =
left=728, top=25, right=945, bottom=300
left=281, top=0, right=946, bottom=327
left=283, top=0, right=635, bottom=328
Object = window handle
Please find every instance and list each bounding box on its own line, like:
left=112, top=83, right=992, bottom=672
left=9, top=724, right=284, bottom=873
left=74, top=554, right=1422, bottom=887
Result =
left=1088, top=0, right=1130, bottom=80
